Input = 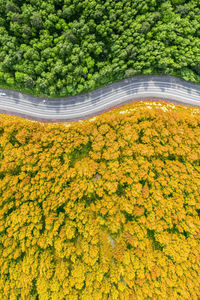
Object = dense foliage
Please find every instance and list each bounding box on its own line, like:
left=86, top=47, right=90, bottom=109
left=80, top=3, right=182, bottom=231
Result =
left=0, top=101, right=200, bottom=299
left=0, top=0, right=200, bottom=97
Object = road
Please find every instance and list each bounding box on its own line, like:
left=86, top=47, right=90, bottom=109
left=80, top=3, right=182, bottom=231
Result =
left=0, top=75, right=200, bottom=122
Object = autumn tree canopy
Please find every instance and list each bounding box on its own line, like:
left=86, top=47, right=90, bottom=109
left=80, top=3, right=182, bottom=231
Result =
left=0, top=101, right=200, bottom=299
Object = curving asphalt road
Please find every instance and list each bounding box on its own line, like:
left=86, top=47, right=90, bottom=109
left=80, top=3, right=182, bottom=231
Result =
left=0, top=75, right=200, bottom=122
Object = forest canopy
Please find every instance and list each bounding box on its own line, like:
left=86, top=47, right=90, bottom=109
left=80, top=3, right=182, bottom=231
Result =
left=0, top=0, right=200, bottom=97
left=0, top=101, right=200, bottom=299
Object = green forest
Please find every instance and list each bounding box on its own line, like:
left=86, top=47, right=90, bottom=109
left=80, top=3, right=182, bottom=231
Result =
left=0, top=0, right=200, bottom=97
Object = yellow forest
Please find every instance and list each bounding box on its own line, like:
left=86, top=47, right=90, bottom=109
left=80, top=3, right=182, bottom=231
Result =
left=0, top=101, right=200, bottom=299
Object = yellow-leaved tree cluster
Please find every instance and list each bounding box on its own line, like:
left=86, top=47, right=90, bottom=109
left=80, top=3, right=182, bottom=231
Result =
left=0, top=101, right=200, bottom=299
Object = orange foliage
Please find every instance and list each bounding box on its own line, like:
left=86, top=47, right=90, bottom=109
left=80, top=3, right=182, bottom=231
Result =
left=0, top=101, right=200, bottom=299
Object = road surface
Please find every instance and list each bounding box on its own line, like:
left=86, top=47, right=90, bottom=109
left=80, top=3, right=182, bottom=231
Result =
left=0, top=75, right=200, bottom=122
